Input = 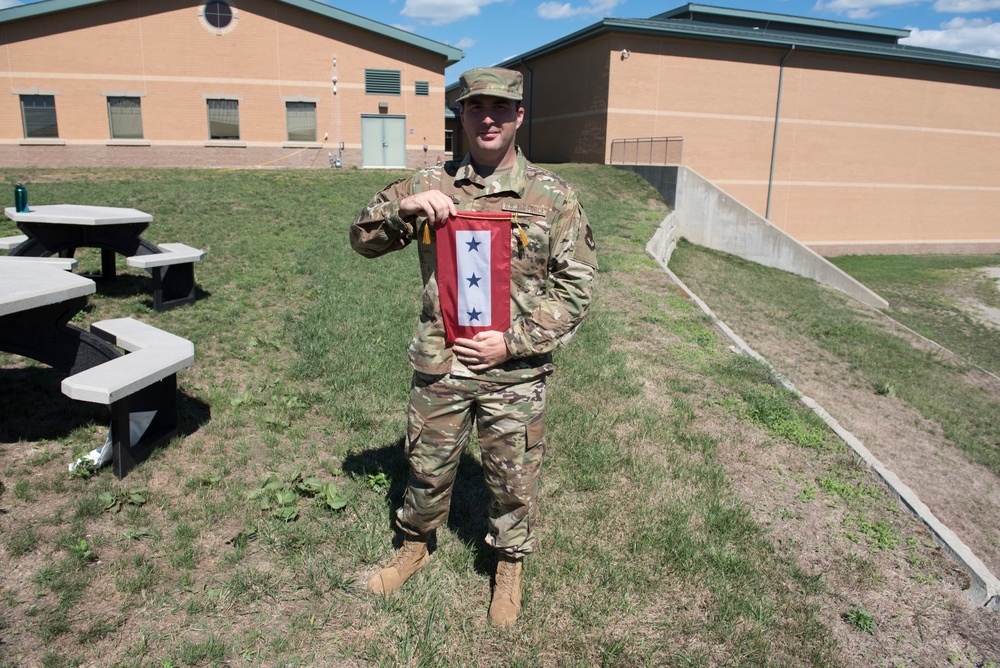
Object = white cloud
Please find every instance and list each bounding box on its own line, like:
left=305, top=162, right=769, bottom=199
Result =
left=932, top=0, right=1000, bottom=11
left=902, top=16, right=1000, bottom=57
left=812, top=0, right=919, bottom=20
left=535, top=0, right=625, bottom=20
left=454, top=37, right=477, bottom=49
left=0, top=0, right=26, bottom=8
left=392, top=23, right=416, bottom=32
left=401, top=0, right=504, bottom=26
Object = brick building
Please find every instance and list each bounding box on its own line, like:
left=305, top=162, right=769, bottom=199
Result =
left=0, top=0, right=462, bottom=170
left=448, top=4, right=1000, bottom=255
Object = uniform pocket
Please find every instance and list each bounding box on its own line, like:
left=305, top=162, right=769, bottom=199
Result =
left=405, top=406, right=426, bottom=459
left=525, top=412, right=545, bottom=451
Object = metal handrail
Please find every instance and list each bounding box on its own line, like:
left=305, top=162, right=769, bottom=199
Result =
left=609, top=136, right=683, bottom=165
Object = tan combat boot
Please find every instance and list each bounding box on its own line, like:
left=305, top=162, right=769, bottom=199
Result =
left=367, top=537, right=430, bottom=596
left=488, top=554, right=523, bottom=627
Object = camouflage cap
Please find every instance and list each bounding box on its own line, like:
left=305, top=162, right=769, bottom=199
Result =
left=456, top=67, right=523, bottom=103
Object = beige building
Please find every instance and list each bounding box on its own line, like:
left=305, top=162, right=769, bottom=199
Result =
left=448, top=4, right=1000, bottom=255
left=0, top=0, right=462, bottom=170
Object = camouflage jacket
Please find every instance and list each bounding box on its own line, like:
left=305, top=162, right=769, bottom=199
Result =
left=350, top=148, right=598, bottom=382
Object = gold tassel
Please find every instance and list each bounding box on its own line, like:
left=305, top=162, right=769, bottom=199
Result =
left=422, top=220, right=431, bottom=244
left=512, top=212, right=528, bottom=247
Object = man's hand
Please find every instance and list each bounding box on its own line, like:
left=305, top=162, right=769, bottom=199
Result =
left=453, top=331, right=511, bottom=371
left=399, top=191, right=456, bottom=225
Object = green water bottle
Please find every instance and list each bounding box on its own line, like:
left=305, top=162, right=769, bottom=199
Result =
left=14, top=183, right=28, bottom=213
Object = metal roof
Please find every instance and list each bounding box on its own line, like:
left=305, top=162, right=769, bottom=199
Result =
left=494, top=3, right=1000, bottom=74
left=656, top=4, right=910, bottom=40
left=0, top=0, right=464, bottom=65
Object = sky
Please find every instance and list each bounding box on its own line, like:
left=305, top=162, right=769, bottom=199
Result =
left=1, top=0, right=998, bottom=80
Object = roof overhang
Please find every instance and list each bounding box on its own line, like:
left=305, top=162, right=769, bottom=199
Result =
left=0, top=0, right=464, bottom=65
left=496, top=16, right=1000, bottom=74
left=656, top=3, right=910, bottom=40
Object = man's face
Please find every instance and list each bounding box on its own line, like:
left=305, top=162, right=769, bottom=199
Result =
left=460, top=94, right=524, bottom=167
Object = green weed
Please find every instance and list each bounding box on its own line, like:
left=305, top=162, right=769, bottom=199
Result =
left=99, top=486, right=148, bottom=513
left=843, top=606, right=877, bottom=634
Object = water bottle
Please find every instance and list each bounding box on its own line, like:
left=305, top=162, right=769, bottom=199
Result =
left=14, top=183, right=27, bottom=213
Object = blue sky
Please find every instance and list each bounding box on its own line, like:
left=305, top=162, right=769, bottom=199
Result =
left=2, top=0, right=998, bottom=79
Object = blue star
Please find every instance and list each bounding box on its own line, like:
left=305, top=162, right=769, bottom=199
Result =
left=467, top=273, right=482, bottom=288
left=467, top=308, right=482, bottom=322
left=465, top=237, right=482, bottom=252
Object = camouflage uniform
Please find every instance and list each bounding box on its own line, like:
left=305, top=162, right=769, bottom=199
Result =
left=351, top=148, right=597, bottom=557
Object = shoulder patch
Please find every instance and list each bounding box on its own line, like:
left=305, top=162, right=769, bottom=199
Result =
left=501, top=201, right=547, bottom=216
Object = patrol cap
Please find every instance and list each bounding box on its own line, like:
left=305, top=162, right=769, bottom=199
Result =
left=456, top=67, right=523, bottom=103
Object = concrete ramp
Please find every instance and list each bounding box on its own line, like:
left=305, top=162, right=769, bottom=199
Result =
left=620, top=165, right=888, bottom=310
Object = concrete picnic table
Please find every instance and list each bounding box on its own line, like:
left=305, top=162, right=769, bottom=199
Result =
left=4, top=204, right=160, bottom=280
left=1, top=258, right=195, bottom=478
left=0, top=259, right=120, bottom=374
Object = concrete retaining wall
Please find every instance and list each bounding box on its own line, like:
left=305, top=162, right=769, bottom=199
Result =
left=620, top=164, right=889, bottom=310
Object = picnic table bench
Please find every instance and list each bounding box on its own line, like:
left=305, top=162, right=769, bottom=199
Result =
left=63, top=318, right=195, bottom=479
left=1, top=261, right=195, bottom=478
left=3, top=205, right=205, bottom=311
left=127, top=243, right=205, bottom=311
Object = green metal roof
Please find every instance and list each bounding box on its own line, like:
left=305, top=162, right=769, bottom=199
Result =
left=493, top=3, right=1000, bottom=74
left=656, top=4, right=910, bottom=40
left=0, top=0, right=464, bottom=65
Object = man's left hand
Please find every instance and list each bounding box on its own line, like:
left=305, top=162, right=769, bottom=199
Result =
left=453, top=331, right=511, bottom=371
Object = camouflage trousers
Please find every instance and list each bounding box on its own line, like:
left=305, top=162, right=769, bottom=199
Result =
left=396, top=371, right=547, bottom=557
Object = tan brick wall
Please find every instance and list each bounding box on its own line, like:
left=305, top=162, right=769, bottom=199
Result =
left=520, top=31, right=1000, bottom=251
left=0, top=0, right=451, bottom=168
left=514, top=35, right=611, bottom=163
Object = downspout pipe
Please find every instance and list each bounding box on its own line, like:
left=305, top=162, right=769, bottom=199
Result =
left=517, top=58, right=534, bottom=159
left=766, top=44, right=795, bottom=220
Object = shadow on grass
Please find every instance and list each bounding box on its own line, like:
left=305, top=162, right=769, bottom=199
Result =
left=0, top=365, right=211, bottom=445
left=0, top=366, right=106, bottom=442
left=343, top=439, right=494, bottom=576
left=91, top=272, right=213, bottom=312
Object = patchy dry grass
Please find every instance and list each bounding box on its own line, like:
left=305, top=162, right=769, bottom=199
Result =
left=0, top=166, right=998, bottom=667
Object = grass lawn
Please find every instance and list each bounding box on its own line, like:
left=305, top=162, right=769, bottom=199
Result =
left=830, top=253, right=1000, bottom=377
left=0, top=166, right=998, bottom=667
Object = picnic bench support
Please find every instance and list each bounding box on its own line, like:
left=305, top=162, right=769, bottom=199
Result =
left=10, top=222, right=160, bottom=280
left=127, top=243, right=205, bottom=311
left=61, top=317, right=195, bottom=479
left=0, top=296, right=121, bottom=374
left=109, top=374, right=179, bottom=479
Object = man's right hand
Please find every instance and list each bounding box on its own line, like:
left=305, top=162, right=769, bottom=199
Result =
left=399, top=191, right=456, bottom=225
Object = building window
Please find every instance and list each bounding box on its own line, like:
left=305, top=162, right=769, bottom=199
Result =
left=21, top=95, right=58, bottom=138
left=199, top=0, right=237, bottom=35
left=444, top=129, right=453, bottom=153
left=365, top=69, right=401, bottom=95
left=207, top=99, right=240, bottom=140
left=415, top=81, right=429, bottom=96
left=286, top=101, right=316, bottom=142
left=107, top=96, right=144, bottom=140
left=204, top=1, right=232, bottom=29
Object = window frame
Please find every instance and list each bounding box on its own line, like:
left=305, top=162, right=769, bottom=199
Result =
left=199, top=0, right=239, bottom=36
left=205, top=97, right=241, bottom=141
left=285, top=100, right=317, bottom=143
left=414, top=81, right=429, bottom=96
left=203, top=0, right=233, bottom=29
left=106, top=95, right=145, bottom=140
left=20, top=94, right=59, bottom=139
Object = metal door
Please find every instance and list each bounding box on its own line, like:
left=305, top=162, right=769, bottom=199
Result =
left=361, top=115, right=406, bottom=168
